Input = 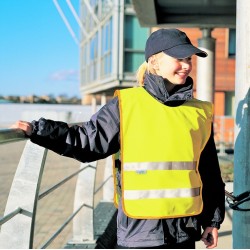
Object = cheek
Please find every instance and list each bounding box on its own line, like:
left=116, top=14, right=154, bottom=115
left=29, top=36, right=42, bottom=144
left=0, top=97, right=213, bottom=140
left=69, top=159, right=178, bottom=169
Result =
left=164, top=65, right=180, bottom=75
left=159, top=67, right=172, bottom=78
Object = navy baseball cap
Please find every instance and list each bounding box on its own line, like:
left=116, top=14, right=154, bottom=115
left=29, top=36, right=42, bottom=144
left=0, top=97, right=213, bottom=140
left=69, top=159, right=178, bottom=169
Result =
left=145, top=29, right=207, bottom=62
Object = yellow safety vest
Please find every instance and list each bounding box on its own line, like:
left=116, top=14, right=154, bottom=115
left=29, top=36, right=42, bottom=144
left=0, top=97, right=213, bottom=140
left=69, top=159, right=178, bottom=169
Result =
left=113, top=87, right=213, bottom=219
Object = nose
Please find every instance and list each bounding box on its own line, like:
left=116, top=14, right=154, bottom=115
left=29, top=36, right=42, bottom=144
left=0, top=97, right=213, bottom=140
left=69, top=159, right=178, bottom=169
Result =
left=181, top=59, right=192, bottom=70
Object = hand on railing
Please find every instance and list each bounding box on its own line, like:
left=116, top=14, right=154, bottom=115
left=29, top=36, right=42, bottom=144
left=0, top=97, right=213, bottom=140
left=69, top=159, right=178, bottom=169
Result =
left=11, top=120, right=33, bottom=136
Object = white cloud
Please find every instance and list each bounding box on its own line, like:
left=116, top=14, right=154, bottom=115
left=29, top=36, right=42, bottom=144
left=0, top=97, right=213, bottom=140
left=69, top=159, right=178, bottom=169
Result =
left=49, top=69, right=79, bottom=82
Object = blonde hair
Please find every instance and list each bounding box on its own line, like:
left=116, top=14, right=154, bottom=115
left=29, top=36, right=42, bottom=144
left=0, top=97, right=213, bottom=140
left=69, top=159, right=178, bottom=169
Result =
left=136, top=53, right=164, bottom=86
left=136, top=61, right=148, bottom=86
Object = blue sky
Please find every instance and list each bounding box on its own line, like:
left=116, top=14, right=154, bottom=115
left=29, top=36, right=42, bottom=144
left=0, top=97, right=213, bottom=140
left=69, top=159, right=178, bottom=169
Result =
left=0, top=0, right=81, bottom=97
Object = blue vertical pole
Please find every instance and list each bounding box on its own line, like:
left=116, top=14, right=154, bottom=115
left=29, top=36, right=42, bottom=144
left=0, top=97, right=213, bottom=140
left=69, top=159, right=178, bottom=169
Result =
left=233, top=0, right=250, bottom=248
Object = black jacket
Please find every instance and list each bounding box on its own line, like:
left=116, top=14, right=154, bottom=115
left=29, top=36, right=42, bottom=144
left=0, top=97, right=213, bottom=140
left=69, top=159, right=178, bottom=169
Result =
left=30, top=73, right=225, bottom=248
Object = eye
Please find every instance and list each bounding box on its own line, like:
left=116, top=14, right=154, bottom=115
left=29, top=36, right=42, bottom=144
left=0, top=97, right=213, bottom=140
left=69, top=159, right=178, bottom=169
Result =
left=178, top=57, right=192, bottom=62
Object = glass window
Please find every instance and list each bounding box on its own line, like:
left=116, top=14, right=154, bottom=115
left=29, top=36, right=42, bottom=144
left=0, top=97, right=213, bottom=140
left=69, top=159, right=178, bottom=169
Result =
left=124, top=15, right=149, bottom=72
left=125, top=15, right=148, bottom=49
left=228, top=28, right=236, bottom=58
left=81, top=45, right=88, bottom=85
left=124, top=52, right=145, bottom=72
left=101, top=17, right=113, bottom=77
left=90, top=0, right=98, bottom=9
left=100, top=0, right=113, bottom=19
left=90, top=33, right=98, bottom=81
left=82, top=0, right=99, bottom=32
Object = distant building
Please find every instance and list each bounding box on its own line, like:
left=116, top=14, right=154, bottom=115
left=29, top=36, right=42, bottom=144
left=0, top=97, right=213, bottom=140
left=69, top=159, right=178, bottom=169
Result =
left=79, top=0, right=149, bottom=104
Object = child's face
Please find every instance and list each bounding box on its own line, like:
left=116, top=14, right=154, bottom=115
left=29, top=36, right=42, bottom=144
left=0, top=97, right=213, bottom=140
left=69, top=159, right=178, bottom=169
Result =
left=155, top=53, right=192, bottom=85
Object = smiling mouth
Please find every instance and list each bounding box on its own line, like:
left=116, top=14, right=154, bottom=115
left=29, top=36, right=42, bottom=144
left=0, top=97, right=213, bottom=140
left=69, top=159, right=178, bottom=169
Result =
left=177, top=72, right=189, bottom=78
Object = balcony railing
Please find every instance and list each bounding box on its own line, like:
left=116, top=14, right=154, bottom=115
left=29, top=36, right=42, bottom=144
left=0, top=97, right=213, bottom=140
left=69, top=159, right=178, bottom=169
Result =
left=0, top=127, right=114, bottom=249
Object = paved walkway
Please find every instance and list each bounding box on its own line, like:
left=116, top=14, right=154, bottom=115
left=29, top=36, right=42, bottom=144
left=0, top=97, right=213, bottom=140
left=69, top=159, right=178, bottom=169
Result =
left=1, top=141, right=233, bottom=249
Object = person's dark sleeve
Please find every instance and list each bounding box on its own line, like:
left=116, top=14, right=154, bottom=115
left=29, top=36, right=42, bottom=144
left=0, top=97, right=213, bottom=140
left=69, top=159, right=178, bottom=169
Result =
left=198, top=124, right=225, bottom=229
left=29, top=97, right=120, bottom=163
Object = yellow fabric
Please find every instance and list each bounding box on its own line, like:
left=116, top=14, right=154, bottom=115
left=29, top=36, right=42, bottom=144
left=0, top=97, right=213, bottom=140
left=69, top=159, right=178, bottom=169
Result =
left=113, top=87, right=213, bottom=219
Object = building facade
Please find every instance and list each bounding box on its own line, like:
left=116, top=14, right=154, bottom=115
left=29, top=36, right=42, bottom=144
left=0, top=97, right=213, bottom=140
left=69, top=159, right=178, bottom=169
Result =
left=79, top=0, right=149, bottom=104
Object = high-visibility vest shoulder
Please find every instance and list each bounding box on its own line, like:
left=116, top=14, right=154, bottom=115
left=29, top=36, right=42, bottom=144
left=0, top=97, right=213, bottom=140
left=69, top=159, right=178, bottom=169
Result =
left=113, top=87, right=213, bottom=219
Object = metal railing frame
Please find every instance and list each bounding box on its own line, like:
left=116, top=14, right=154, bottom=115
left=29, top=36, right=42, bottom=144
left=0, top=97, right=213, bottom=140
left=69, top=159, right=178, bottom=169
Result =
left=0, top=127, right=113, bottom=249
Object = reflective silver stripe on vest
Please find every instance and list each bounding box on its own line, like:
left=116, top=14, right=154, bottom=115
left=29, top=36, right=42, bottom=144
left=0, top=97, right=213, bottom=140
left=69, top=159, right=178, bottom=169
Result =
left=124, top=187, right=200, bottom=200
left=123, top=162, right=197, bottom=171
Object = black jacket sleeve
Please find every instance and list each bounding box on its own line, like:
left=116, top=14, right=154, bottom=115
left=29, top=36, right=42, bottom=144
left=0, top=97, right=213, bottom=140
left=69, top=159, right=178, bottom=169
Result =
left=29, top=97, right=120, bottom=163
left=198, top=125, right=225, bottom=229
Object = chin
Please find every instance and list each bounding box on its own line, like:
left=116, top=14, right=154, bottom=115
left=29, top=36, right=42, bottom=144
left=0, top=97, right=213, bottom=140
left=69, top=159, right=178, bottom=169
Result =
left=177, top=77, right=188, bottom=84
left=175, top=81, right=186, bottom=85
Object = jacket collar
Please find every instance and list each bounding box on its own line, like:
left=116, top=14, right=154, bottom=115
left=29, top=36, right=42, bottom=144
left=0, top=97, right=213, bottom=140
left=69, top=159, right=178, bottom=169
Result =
left=143, top=73, right=194, bottom=104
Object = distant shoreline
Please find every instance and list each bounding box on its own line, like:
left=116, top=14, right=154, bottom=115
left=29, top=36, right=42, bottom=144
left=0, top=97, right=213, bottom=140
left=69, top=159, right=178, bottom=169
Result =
left=0, top=95, right=81, bottom=104
left=0, top=101, right=81, bottom=105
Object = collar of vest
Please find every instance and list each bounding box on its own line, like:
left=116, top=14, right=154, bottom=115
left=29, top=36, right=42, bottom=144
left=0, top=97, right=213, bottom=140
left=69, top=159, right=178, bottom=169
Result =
left=143, top=73, right=194, bottom=104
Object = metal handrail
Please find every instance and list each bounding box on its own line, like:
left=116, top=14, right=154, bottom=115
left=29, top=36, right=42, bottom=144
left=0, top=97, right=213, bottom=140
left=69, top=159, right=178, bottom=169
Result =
left=38, top=165, right=96, bottom=200
left=0, top=207, right=22, bottom=226
left=94, top=175, right=113, bottom=194
left=0, top=127, right=113, bottom=249
left=40, top=203, right=93, bottom=249
left=0, top=128, right=27, bottom=144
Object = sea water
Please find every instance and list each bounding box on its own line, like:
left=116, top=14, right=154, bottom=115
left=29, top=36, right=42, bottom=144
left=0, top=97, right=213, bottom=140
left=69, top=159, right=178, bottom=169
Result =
left=0, top=103, right=99, bottom=128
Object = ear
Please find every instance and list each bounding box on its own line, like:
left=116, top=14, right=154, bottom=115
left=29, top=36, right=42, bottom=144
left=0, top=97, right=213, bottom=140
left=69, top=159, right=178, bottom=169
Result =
left=148, top=55, right=159, bottom=70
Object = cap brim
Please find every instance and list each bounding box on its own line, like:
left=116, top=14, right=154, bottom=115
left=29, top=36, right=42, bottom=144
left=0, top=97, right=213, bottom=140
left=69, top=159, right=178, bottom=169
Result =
left=163, top=44, right=207, bottom=59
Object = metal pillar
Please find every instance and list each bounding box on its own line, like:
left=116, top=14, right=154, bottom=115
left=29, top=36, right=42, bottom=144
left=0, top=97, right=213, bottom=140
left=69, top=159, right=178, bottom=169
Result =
left=196, top=28, right=216, bottom=103
left=91, top=95, right=97, bottom=114
left=101, top=93, right=107, bottom=106
left=233, top=0, right=250, bottom=248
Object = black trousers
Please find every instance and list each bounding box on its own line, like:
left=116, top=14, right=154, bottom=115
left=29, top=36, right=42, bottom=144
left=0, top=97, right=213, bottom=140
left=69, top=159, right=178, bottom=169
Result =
left=115, top=240, right=195, bottom=249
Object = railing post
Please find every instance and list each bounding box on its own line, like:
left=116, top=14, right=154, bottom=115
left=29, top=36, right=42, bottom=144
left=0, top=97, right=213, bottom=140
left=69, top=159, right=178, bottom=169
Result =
left=71, top=162, right=97, bottom=244
left=103, top=155, right=114, bottom=201
left=0, top=141, right=47, bottom=249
